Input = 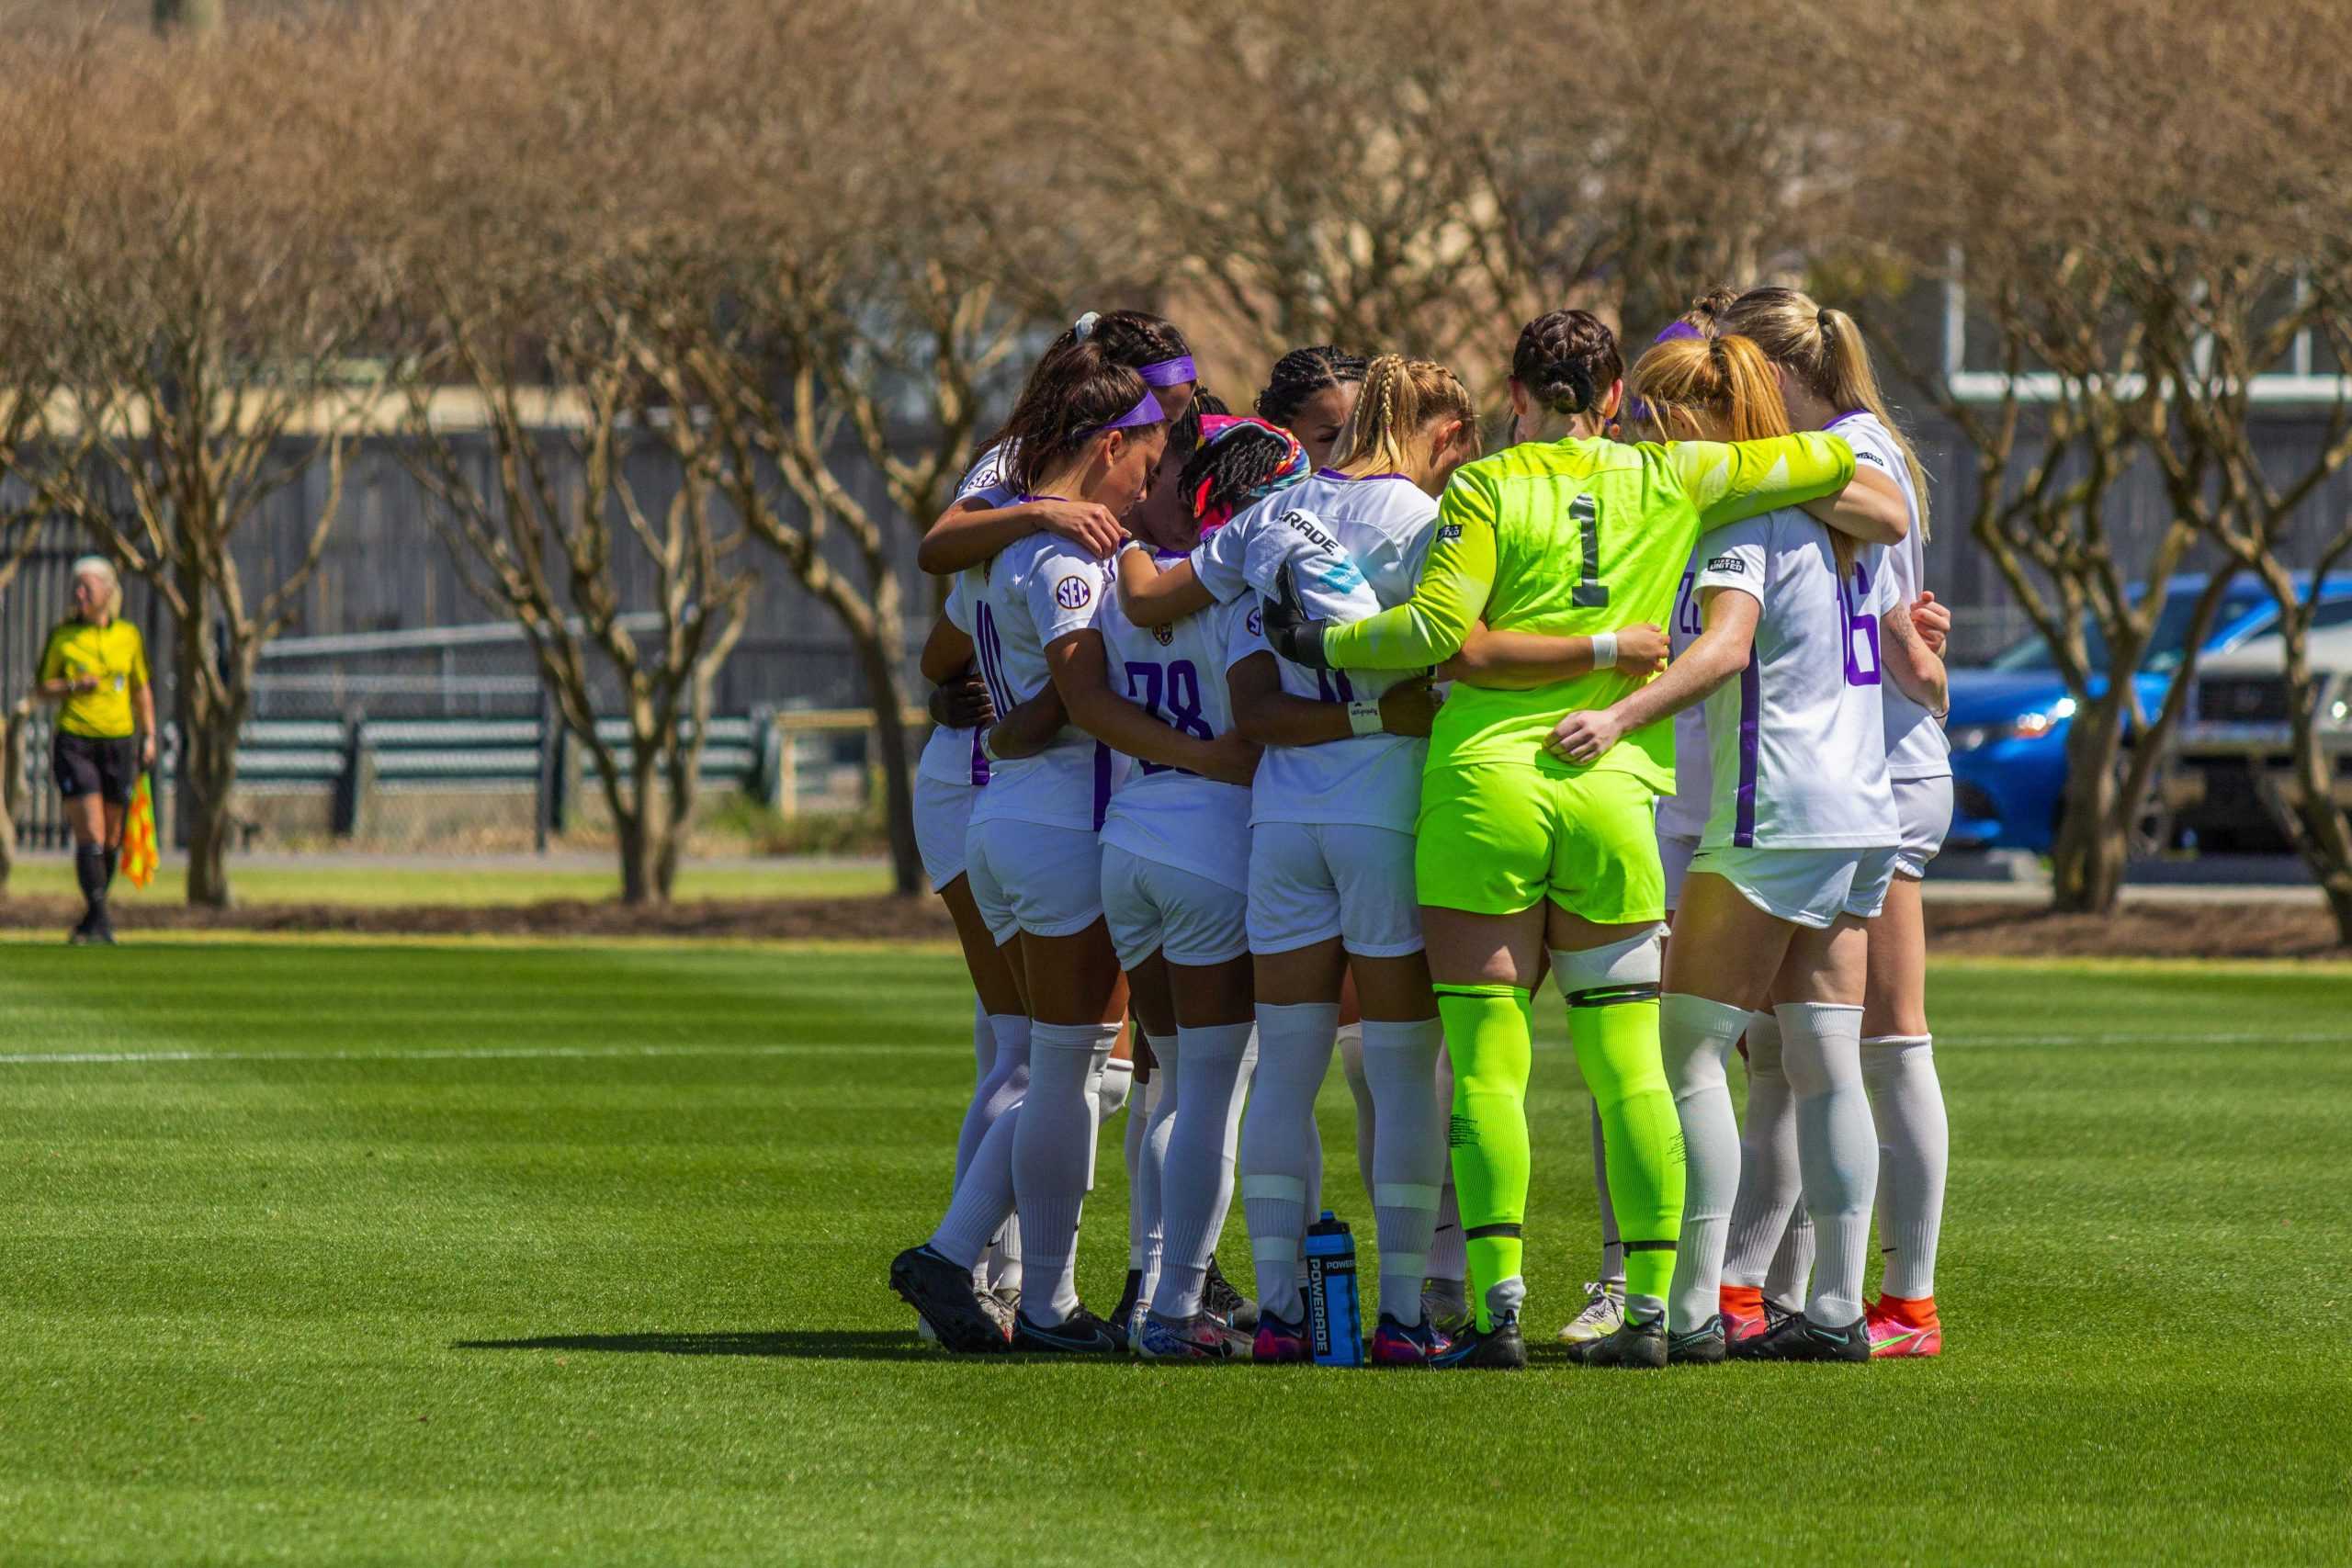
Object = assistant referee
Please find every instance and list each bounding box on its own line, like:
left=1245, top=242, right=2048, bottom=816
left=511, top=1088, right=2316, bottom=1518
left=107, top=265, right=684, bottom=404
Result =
left=33, top=557, right=155, bottom=944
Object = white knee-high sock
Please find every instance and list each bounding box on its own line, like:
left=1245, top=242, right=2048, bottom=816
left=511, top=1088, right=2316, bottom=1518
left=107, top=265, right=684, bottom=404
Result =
left=1661, top=993, right=1753, bottom=1334
left=1862, top=1033, right=1947, bottom=1301
left=1097, top=1055, right=1135, bottom=1127
left=1426, top=1044, right=1465, bottom=1292
left=971, top=996, right=993, bottom=1079
left=1723, top=1014, right=1804, bottom=1291
left=956, top=1014, right=1029, bottom=1190
left=932, top=1099, right=1020, bottom=1270
left=1778, top=1001, right=1876, bottom=1326
left=1360, top=1017, right=1445, bottom=1327
left=1590, top=1099, right=1625, bottom=1286
left=1336, top=1021, right=1375, bottom=1205
left=1128, top=1036, right=1178, bottom=1305
left=1151, top=1021, right=1253, bottom=1319
left=1013, top=1020, right=1119, bottom=1326
left=1239, top=1000, right=1339, bottom=1324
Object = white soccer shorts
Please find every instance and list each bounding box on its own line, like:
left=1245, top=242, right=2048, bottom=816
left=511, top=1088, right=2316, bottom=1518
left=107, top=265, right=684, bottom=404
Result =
left=914, top=773, right=978, bottom=890
left=1891, top=775, right=1954, bottom=880
left=1101, top=843, right=1250, bottom=971
left=1246, top=820, right=1422, bottom=959
left=1658, top=830, right=1702, bottom=915
left=1690, top=842, right=1901, bottom=930
left=964, top=818, right=1104, bottom=946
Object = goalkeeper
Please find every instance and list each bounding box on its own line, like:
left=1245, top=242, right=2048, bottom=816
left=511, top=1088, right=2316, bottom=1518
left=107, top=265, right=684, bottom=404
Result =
left=1262, top=310, right=1908, bottom=1368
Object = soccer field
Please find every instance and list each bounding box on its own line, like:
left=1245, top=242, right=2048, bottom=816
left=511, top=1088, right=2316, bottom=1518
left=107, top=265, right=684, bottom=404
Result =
left=2, top=939, right=2346, bottom=1565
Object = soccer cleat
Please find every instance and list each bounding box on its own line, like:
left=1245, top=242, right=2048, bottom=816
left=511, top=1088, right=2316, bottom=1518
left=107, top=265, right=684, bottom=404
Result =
left=1011, top=1305, right=1122, bottom=1354
left=1720, top=1283, right=1766, bottom=1344
left=1865, top=1296, right=1943, bottom=1359
left=1668, top=1314, right=1728, bottom=1366
left=1565, top=1311, right=1668, bottom=1369
left=1421, top=1280, right=1472, bottom=1339
left=1204, top=1255, right=1258, bottom=1332
left=1107, top=1268, right=1145, bottom=1351
left=1369, top=1312, right=1452, bottom=1367
left=1740, top=1310, right=1871, bottom=1363
left=1430, top=1310, right=1527, bottom=1371
left=1251, top=1306, right=1311, bottom=1364
left=1555, top=1280, right=1626, bottom=1345
left=1136, top=1310, right=1251, bottom=1361
left=890, top=1245, right=1009, bottom=1354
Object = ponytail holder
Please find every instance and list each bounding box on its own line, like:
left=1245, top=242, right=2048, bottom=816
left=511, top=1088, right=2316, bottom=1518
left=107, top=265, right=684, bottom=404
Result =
left=1074, top=310, right=1101, bottom=341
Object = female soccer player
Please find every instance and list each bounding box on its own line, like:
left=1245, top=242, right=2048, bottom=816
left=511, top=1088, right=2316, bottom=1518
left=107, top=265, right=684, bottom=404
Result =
left=1546, top=329, right=1944, bottom=1363
left=34, top=558, right=154, bottom=945
left=1119, top=355, right=1481, bottom=1365
left=1261, top=310, right=1910, bottom=1369
left=890, top=344, right=1216, bottom=1354
left=1255, top=345, right=1368, bottom=470
left=1714, top=287, right=1953, bottom=1358
left=1091, top=414, right=1314, bottom=1359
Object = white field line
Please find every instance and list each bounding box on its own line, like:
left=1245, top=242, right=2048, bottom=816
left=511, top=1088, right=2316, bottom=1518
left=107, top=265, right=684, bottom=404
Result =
left=0, top=1031, right=2343, bottom=1068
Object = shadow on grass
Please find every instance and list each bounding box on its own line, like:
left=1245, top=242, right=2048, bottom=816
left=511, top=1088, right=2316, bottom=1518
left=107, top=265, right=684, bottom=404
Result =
left=453, top=1330, right=938, bottom=1361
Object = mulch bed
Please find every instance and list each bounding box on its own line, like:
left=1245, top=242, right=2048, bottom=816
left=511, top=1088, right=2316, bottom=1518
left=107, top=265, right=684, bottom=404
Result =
left=0, top=893, right=2342, bottom=959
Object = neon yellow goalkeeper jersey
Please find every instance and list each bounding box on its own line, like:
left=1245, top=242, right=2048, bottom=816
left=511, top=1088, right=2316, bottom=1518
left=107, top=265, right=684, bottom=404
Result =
left=1318, top=432, right=1856, bottom=787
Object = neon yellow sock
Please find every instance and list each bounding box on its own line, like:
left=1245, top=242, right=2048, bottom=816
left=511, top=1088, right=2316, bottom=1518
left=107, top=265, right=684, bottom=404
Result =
left=1436, top=984, right=1532, bottom=1333
left=1568, top=996, right=1684, bottom=1319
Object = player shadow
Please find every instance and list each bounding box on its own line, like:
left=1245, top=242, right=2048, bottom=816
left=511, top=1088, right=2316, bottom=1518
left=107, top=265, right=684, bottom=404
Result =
left=452, top=1330, right=937, bottom=1361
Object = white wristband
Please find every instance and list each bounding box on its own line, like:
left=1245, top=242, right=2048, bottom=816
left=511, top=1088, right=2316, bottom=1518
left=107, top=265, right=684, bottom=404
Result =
left=1590, top=630, right=1619, bottom=671
left=1347, top=699, right=1384, bottom=737
left=980, top=727, right=1005, bottom=763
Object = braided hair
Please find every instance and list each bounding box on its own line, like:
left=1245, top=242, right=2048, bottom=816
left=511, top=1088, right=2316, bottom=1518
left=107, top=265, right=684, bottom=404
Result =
left=1254, top=345, right=1369, bottom=426
left=1181, top=416, right=1309, bottom=535
left=978, top=310, right=1211, bottom=468
left=991, top=341, right=1162, bottom=495
left=1511, top=310, right=1623, bottom=419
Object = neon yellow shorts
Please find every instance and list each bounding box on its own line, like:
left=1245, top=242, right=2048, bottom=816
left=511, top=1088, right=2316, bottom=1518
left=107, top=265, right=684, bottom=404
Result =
left=1414, top=762, right=1665, bottom=924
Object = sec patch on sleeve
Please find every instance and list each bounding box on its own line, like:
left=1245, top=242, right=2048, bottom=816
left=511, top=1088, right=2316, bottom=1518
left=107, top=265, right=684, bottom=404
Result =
left=1706, top=555, right=1747, bottom=575
left=1054, top=574, right=1093, bottom=610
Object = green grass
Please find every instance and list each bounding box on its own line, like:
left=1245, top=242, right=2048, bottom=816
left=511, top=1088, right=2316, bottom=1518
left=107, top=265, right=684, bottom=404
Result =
left=2, top=943, right=2346, bottom=1564
left=4, top=858, right=890, bottom=907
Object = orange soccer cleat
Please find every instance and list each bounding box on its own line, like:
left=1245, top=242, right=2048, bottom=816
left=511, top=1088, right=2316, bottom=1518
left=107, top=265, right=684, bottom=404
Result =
left=1865, top=1293, right=1943, bottom=1359
left=1720, top=1284, right=1768, bottom=1345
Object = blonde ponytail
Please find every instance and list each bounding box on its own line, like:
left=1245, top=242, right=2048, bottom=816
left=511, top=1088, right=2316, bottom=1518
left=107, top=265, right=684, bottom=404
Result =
left=1721, top=288, right=1932, bottom=540
left=1329, top=354, right=1477, bottom=481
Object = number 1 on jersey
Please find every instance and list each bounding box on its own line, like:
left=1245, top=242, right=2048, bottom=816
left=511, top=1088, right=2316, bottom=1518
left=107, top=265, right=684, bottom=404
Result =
left=1571, top=494, right=1609, bottom=608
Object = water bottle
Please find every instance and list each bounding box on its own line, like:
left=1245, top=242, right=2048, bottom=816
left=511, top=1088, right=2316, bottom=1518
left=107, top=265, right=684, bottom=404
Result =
left=1303, top=1211, right=1364, bottom=1367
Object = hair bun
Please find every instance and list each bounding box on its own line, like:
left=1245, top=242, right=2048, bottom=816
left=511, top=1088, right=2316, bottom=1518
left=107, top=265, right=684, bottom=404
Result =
left=1073, top=311, right=1101, bottom=341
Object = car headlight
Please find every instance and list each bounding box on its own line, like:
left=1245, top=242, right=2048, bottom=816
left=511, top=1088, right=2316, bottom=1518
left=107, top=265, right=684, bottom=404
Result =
left=2009, top=695, right=2078, bottom=739
left=1950, top=725, right=1994, bottom=751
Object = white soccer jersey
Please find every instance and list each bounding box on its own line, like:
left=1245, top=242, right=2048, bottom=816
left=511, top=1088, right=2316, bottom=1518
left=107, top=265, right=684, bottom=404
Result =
left=1187, top=470, right=1436, bottom=833
left=916, top=454, right=1021, bottom=789
left=1653, top=541, right=1713, bottom=840
left=1829, top=411, right=1951, bottom=782
left=967, top=531, right=1124, bottom=832
left=1695, top=512, right=1900, bottom=851
left=1096, top=551, right=1259, bottom=894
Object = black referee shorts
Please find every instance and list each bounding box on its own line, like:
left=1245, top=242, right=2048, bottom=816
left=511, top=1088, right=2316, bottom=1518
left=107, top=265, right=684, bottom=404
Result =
left=53, top=732, right=140, bottom=806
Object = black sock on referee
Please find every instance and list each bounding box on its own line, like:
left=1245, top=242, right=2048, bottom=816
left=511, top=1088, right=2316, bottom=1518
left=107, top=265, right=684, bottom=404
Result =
left=75, top=843, right=107, bottom=920
left=103, top=847, right=119, bottom=891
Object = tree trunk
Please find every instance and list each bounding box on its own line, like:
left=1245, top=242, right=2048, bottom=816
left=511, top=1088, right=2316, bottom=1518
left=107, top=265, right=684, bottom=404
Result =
left=175, top=604, right=243, bottom=909
left=615, top=749, right=674, bottom=906
left=854, top=626, right=922, bottom=897
left=2048, top=694, right=2132, bottom=913
left=2274, top=631, right=2352, bottom=946
left=0, top=702, right=25, bottom=897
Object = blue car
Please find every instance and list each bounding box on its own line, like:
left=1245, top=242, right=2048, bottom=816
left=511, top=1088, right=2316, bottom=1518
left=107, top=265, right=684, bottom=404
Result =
left=1944, top=574, right=2352, bottom=852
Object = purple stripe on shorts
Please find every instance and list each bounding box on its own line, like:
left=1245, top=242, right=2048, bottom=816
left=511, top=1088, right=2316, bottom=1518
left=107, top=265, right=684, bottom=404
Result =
left=1735, top=656, right=1761, bottom=849
left=1092, top=741, right=1113, bottom=831
left=967, top=727, right=989, bottom=787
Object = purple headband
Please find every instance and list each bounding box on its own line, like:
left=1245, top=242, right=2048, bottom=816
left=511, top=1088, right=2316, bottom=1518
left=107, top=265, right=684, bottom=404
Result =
left=1654, top=321, right=1704, bottom=344
left=1082, top=388, right=1166, bottom=438
left=1138, top=355, right=1196, bottom=388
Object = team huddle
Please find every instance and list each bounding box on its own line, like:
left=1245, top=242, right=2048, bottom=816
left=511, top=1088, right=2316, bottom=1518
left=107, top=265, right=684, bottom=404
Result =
left=888, top=289, right=1953, bottom=1369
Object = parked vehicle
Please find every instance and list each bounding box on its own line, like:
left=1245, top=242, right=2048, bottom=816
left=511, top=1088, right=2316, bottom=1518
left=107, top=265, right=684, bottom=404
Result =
left=2165, top=621, right=2352, bottom=853
left=1944, top=575, right=2352, bottom=852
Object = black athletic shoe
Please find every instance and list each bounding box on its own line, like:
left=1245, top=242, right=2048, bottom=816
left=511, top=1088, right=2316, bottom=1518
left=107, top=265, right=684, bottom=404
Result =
left=1566, top=1311, right=1668, bottom=1369
left=89, top=914, right=118, bottom=946
left=1729, top=1297, right=1809, bottom=1360
left=1204, top=1254, right=1258, bottom=1332
left=1011, top=1304, right=1122, bottom=1354
left=1668, top=1314, right=1729, bottom=1366
left=67, top=909, right=96, bottom=946
left=1107, top=1267, right=1145, bottom=1351
left=889, top=1245, right=1009, bottom=1354
left=1741, top=1310, right=1871, bottom=1363
left=1429, top=1310, right=1527, bottom=1370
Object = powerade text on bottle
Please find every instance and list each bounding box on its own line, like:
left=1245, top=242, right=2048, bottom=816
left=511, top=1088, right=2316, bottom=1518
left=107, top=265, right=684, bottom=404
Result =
left=1304, top=1211, right=1364, bottom=1366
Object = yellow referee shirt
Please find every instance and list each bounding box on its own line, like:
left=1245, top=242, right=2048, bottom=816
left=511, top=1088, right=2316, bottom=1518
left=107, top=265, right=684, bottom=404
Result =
left=39, top=618, right=149, bottom=739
